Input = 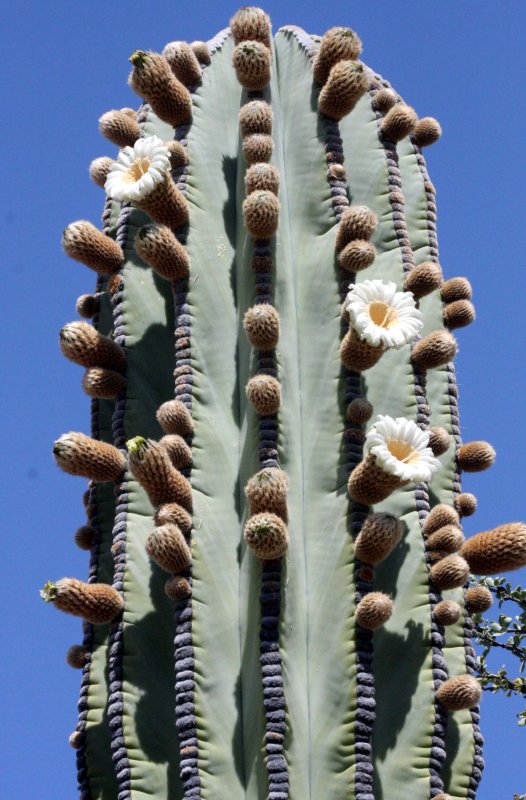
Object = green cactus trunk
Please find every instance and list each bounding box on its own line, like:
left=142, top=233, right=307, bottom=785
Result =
left=49, top=16, right=494, bottom=800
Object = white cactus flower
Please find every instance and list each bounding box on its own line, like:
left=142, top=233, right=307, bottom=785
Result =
left=346, top=279, right=423, bottom=349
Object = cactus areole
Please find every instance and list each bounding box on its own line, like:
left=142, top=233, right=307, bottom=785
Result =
left=44, top=7, right=522, bottom=799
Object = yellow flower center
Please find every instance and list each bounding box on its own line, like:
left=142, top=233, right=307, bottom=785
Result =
left=368, top=301, right=399, bottom=329
left=123, top=158, right=151, bottom=184
left=386, top=439, right=420, bottom=464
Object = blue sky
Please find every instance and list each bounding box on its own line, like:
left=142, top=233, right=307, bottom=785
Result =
left=1, top=1, right=524, bottom=798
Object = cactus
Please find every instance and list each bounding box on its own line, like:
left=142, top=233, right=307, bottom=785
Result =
left=43, top=8, right=524, bottom=800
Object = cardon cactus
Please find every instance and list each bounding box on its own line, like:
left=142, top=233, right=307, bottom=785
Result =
left=43, top=8, right=525, bottom=800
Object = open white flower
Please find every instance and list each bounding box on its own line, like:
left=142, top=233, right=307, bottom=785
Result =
left=366, top=415, right=441, bottom=482
left=346, top=279, right=422, bottom=349
left=105, top=136, right=171, bottom=203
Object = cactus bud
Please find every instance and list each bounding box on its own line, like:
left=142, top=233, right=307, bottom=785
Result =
left=239, top=100, right=273, bottom=137
left=98, top=109, right=141, bottom=148
left=164, top=140, right=189, bottom=169
left=244, top=304, right=280, bottom=350
left=434, top=600, right=462, bottom=626
left=66, top=644, right=89, bottom=669
left=441, top=277, right=472, bottom=303
left=380, top=103, right=418, bottom=142
left=230, top=7, right=272, bottom=48
left=443, top=299, right=476, bottom=330
left=354, top=513, right=404, bottom=564
left=157, top=400, right=194, bottom=436
left=346, top=397, right=373, bottom=424
left=53, top=433, right=126, bottom=482
left=128, top=50, right=192, bottom=127
left=60, top=321, right=126, bottom=373
left=465, top=586, right=493, bottom=613
left=461, top=523, right=526, bottom=575
left=436, top=675, right=481, bottom=711
left=160, top=434, right=193, bottom=469
left=245, top=467, right=289, bottom=521
left=430, top=554, right=469, bottom=590
left=146, top=524, right=191, bottom=573
left=313, top=27, right=362, bottom=85
left=404, top=262, right=442, bottom=299
left=244, top=512, right=289, bottom=559
left=40, top=578, right=123, bottom=624
left=135, top=224, right=190, bottom=281
left=127, top=437, right=193, bottom=510
left=165, top=575, right=192, bottom=600
left=89, top=156, right=114, bottom=188
left=246, top=374, right=281, bottom=415
left=336, top=205, right=377, bottom=251
left=348, top=454, right=407, bottom=506
left=411, top=330, right=457, bottom=369
left=428, top=426, right=450, bottom=457
left=426, top=525, right=464, bottom=554
left=454, top=492, right=477, bottom=518
left=155, top=503, right=193, bottom=535
left=355, top=592, right=393, bottom=629
left=340, top=328, right=384, bottom=372
left=318, top=60, right=368, bottom=121
left=191, top=41, right=211, bottom=66
left=457, top=441, right=495, bottom=473
left=69, top=731, right=83, bottom=749
left=412, top=117, right=442, bottom=148
left=374, top=88, right=397, bottom=113
left=423, top=504, right=460, bottom=536
left=232, top=41, right=272, bottom=91
left=76, top=293, right=100, bottom=319
left=74, top=525, right=98, bottom=551
left=162, top=41, right=202, bottom=86
left=338, top=239, right=376, bottom=272
left=242, top=133, right=274, bottom=165
left=82, top=367, right=126, bottom=400
left=243, top=190, right=280, bottom=238
left=62, top=221, right=124, bottom=275
left=245, top=163, right=280, bottom=195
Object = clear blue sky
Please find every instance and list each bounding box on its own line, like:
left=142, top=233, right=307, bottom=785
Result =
left=1, top=2, right=524, bottom=798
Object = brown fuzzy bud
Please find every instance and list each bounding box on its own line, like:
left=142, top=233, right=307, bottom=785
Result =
left=242, top=133, right=274, bottom=165
left=246, top=374, right=281, bottom=415
left=239, top=100, right=273, bottom=136
left=243, top=190, right=280, bottom=238
left=245, top=467, right=289, bottom=521
left=243, top=304, right=280, bottom=350
left=164, top=140, right=189, bottom=169
left=454, top=492, right=477, bottom=518
left=443, top=300, right=475, bottom=329
left=76, top=293, right=100, bottom=319
left=40, top=578, right=123, bottom=624
left=82, top=367, right=126, bottom=400
left=127, top=437, right=193, bottom=510
left=430, top=554, right=469, bottom=590
left=338, top=239, right=376, bottom=272
left=461, top=523, right=526, bottom=575
left=233, top=41, right=271, bottom=91
left=348, top=454, right=407, bottom=506
left=53, top=433, right=126, bottom=482
left=74, top=525, right=98, bottom=551
left=245, top=163, right=280, bottom=195
left=134, top=224, right=189, bottom=281
left=318, top=60, right=368, bottom=121
left=428, top=550, right=450, bottom=565
left=465, top=586, right=493, bottom=613
left=355, top=592, right=393, bottom=629
left=354, top=513, right=404, bottom=564
left=380, top=103, right=418, bottom=142
left=162, top=41, right=202, bottom=86
left=336, top=205, right=377, bottom=251
left=89, top=156, right=114, bottom=188
left=426, top=525, right=464, bottom=554
left=434, top=600, right=462, bottom=626
left=157, top=400, right=194, bottom=436
left=60, top=321, right=126, bottom=373
left=411, top=330, right=457, bottom=370
left=155, top=502, right=192, bottom=534
left=191, top=41, right=211, bottom=66
left=428, top=426, right=450, bottom=457
left=165, top=575, right=192, bottom=600
left=66, top=644, right=89, bottom=669
left=135, top=176, right=189, bottom=231
left=312, top=27, right=362, bottom=85
left=107, top=273, right=123, bottom=297
left=441, top=277, right=472, bottom=303
left=340, top=328, right=384, bottom=372
left=374, top=88, right=397, bottom=113
left=436, top=674, right=481, bottom=711
left=244, top=512, right=289, bottom=559
left=160, top=434, right=192, bottom=469
left=457, top=441, right=495, bottom=473
left=230, top=7, right=272, bottom=48
left=128, top=50, right=192, bottom=127
left=404, top=262, right=443, bottom=299
left=423, top=504, right=460, bottom=536
left=98, top=109, right=141, bottom=148
left=146, top=524, right=191, bottom=573
left=413, top=117, right=442, bottom=148
left=69, top=731, right=83, bottom=749
left=346, top=397, right=373, bottom=424
left=62, top=221, right=124, bottom=275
